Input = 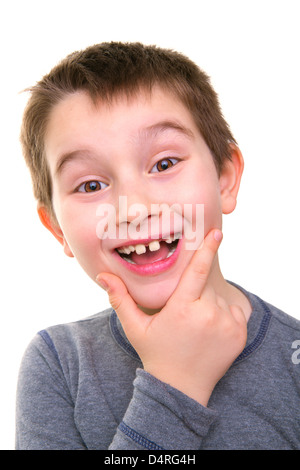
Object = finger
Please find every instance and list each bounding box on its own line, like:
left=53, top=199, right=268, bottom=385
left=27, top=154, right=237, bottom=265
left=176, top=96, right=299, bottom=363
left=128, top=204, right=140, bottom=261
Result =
left=96, top=273, right=149, bottom=338
left=229, top=304, right=248, bottom=349
left=229, top=304, right=247, bottom=326
left=215, top=293, right=230, bottom=311
left=172, top=229, right=223, bottom=303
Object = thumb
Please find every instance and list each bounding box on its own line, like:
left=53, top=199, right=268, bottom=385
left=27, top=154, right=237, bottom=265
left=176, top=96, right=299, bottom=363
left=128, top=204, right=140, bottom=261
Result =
left=96, top=273, right=148, bottom=339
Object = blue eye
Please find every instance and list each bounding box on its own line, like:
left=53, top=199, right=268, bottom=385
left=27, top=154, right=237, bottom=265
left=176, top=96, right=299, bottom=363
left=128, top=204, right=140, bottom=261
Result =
left=151, top=158, right=179, bottom=173
left=77, top=180, right=108, bottom=193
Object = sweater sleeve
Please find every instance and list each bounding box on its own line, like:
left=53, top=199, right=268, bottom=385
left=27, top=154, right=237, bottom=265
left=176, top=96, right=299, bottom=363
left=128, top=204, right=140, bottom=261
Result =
left=15, top=334, right=87, bottom=450
left=16, top=334, right=217, bottom=450
left=109, top=369, right=217, bottom=450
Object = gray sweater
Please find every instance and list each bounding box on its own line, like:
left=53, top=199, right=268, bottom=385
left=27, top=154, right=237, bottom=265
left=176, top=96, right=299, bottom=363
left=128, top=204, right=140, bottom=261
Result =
left=16, top=285, right=300, bottom=450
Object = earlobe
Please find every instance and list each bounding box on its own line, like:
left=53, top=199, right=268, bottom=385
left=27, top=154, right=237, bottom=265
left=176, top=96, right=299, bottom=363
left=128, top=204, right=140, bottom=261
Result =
left=219, top=144, right=244, bottom=215
left=37, top=205, right=74, bottom=258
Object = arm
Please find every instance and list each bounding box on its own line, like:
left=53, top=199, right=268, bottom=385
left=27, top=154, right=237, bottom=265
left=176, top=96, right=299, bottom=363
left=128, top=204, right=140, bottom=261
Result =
left=16, top=333, right=216, bottom=450
left=109, top=369, right=217, bottom=450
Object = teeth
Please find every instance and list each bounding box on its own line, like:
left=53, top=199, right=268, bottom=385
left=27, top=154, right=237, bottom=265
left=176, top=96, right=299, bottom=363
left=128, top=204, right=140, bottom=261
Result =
left=135, top=244, right=147, bottom=255
left=164, top=233, right=181, bottom=244
left=148, top=241, right=160, bottom=252
left=117, top=245, right=135, bottom=255
left=117, top=233, right=181, bottom=256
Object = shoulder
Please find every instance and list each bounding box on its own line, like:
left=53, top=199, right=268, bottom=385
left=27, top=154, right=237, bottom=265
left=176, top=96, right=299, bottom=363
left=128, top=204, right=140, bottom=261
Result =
left=41, top=307, right=114, bottom=342
left=43, top=307, right=116, bottom=354
left=245, top=289, right=300, bottom=368
left=232, top=281, right=300, bottom=334
left=257, top=295, right=300, bottom=334
left=21, top=308, right=116, bottom=372
left=231, top=282, right=300, bottom=368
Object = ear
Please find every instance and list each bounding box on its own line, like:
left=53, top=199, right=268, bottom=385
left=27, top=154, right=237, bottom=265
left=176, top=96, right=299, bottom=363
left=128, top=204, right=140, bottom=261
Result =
left=219, top=144, right=244, bottom=215
left=37, top=204, right=74, bottom=258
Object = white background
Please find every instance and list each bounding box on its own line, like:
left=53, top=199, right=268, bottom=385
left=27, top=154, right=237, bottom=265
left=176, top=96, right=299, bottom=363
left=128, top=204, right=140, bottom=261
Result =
left=1, top=0, right=299, bottom=449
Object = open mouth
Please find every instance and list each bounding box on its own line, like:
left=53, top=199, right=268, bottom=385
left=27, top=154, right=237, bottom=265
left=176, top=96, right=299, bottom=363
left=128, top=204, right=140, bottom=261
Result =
left=115, top=233, right=181, bottom=266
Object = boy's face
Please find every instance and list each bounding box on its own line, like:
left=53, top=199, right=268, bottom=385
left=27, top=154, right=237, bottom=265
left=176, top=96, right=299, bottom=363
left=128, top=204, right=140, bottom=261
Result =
left=43, top=87, right=238, bottom=312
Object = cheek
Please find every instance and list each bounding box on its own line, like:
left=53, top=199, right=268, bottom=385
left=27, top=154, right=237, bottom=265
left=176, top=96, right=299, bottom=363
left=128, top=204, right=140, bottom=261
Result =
left=66, top=224, right=98, bottom=261
left=180, top=180, right=222, bottom=235
left=57, top=205, right=103, bottom=272
left=203, top=192, right=223, bottom=232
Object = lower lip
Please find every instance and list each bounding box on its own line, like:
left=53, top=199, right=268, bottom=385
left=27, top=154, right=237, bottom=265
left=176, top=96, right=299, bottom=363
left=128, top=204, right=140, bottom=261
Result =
left=113, top=238, right=182, bottom=276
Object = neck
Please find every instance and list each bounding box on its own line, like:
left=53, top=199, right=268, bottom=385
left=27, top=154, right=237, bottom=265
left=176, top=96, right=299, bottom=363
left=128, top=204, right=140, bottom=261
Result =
left=209, top=257, right=252, bottom=321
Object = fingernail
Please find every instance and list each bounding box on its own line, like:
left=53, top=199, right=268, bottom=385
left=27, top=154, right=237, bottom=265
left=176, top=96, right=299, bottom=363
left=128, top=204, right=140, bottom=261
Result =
left=214, top=230, right=223, bottom=242
left=96, top=276, right=109, bottom=291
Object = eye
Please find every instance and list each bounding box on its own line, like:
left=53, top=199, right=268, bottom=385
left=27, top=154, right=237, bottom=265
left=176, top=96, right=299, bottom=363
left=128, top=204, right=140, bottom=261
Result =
left=151, top=158, right=179, bottom=173
left=77, top=180, right=108, bottom=193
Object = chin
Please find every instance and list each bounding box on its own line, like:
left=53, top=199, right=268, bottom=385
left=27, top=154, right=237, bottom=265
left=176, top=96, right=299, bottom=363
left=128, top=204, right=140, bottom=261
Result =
left=132, top=294, right=167, bottom=312
left=128, top=279, right=178, bottom=314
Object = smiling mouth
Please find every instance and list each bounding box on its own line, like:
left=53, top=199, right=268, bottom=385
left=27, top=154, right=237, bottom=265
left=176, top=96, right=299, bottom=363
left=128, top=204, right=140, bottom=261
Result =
left=115, top=233, right=180, bottom=266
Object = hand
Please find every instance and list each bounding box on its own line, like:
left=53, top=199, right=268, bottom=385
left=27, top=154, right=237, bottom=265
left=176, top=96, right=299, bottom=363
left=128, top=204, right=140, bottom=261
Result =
left=97, top=229, right=247, bottom=406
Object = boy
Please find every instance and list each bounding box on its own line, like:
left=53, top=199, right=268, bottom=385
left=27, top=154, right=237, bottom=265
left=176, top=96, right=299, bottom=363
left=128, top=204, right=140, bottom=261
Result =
left=16, top=42, right=300, bottom=450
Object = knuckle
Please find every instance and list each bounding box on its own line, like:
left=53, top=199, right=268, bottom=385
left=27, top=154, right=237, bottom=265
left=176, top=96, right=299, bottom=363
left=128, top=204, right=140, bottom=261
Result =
left=230, top=304, right=247, bottom=325
left=201, top=304, right=220, bottom=327
left=216, top=295, right=228, bottom=310
left=178, top=304, right=195, bottom=324
left=108, top=293, right=124, bottom=312
left=229, top=319, right=247, bottom=348
left=221, top=317, right=236, bottom=336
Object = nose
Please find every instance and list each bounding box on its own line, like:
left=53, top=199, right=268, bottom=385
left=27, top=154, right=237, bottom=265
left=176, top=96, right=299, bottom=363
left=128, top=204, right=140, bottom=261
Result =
left=96, top=180, right=154, bottom=243
left=112, top=170, right=168, bottom=243
left=113, top=171, right=157, bottom=226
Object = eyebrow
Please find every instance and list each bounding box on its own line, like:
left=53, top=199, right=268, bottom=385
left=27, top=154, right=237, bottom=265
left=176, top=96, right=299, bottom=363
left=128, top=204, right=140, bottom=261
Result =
left=141, top=120, right=195, bottom=141
left=54, top=120, right=195, bottom=178
left=54, top=151, right=97, bottom=178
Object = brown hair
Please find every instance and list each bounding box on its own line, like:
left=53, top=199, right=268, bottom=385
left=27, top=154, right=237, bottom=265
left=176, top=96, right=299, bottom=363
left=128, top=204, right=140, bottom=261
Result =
left=20, top=42, right=236, bottom=216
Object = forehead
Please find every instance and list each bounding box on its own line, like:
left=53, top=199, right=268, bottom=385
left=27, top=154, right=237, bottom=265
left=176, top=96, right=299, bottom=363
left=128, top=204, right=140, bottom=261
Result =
left=44, top=87, right=201, bottom=173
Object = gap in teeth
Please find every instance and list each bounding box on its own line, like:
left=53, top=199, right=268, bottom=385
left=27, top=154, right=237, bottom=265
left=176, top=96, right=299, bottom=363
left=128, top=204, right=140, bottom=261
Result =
left=117, top=234, right=180, bottom=255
